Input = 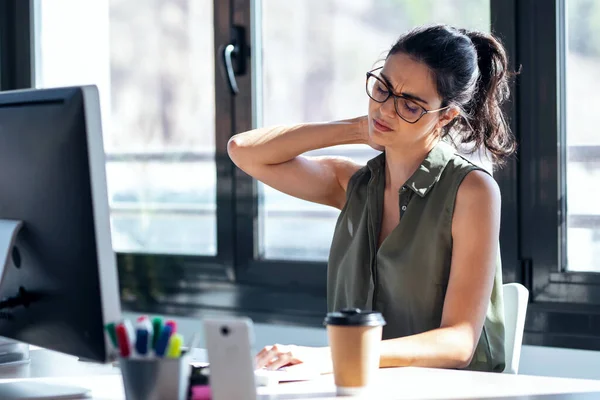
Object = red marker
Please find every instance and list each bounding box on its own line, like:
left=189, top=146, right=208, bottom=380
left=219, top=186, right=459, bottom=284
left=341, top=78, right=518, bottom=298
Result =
left=165, top=320, right=177, bottom=334
left=116, top=323, right=131, bottom=358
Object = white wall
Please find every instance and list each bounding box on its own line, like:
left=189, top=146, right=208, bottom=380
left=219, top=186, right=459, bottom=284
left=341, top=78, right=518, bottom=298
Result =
left=123, top=312, right=600, bottom=380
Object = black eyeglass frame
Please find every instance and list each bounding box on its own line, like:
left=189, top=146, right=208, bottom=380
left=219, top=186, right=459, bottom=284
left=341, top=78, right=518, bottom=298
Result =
left=365, top=67, right=450, bottom=124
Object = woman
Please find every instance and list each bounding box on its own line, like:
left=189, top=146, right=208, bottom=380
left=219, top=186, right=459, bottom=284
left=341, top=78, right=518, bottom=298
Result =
left=227, top=25, right=516, bottom=373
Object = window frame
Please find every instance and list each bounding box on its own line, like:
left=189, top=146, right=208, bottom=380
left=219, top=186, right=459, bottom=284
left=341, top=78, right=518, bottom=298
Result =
left=512, top=0, right=600, bottom=350
left=223, top=0, right=329, bottom=295
left=0, top=0, right=33, bottom=90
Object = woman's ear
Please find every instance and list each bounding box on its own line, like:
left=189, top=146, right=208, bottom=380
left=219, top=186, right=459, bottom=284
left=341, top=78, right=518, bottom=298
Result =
left=436, top=107, right=460, bottom=130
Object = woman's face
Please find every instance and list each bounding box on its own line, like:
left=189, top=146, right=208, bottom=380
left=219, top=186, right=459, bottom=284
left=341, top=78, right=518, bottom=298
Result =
left=367, top=52, right=452, bottom=149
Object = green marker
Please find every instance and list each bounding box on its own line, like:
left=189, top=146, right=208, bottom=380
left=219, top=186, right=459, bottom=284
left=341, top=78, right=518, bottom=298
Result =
left=152, top=317, right=163, bottom=349
left=105, top=322, right=118, bottom=348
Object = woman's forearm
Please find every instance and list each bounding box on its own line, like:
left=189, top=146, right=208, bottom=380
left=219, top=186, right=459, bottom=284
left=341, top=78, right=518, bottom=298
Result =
left=379, top=326, right=476, bottom=369
left=227, top=118, right=366, bottom=167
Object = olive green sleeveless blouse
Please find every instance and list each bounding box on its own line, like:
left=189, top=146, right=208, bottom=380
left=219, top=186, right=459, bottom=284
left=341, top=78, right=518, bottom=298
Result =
left=327, top=140, right=505, bottom=372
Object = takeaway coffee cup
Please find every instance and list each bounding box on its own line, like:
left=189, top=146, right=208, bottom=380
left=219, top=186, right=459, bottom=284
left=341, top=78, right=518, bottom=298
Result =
left=324, top=308, right=386, bottom=396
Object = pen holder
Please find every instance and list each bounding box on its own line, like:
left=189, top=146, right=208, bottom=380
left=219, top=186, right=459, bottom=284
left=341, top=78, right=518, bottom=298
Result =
left=119, top=354, right=191, bottom=400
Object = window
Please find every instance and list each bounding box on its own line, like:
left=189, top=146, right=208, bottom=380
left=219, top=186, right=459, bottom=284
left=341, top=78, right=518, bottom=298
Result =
left=258, top=0, right=491, bottom=261
left=35, top=0, right=217, bottom=255
left=564, top=0, right=600, bottom=272
left=506, top=0, right=600, bottom=351
left=5, top=0, right=596, bottom=350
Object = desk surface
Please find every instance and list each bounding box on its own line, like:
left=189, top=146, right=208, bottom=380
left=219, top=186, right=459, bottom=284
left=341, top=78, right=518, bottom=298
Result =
left=0, top=348, right=599, bottom=399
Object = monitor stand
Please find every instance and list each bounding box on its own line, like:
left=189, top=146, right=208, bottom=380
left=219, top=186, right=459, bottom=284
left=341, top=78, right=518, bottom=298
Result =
left=0, top=220, right=92, bottom=399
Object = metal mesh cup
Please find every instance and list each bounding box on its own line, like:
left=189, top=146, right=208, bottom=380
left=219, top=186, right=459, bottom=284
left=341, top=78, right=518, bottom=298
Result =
left=119, top=354, right=191, bottom=400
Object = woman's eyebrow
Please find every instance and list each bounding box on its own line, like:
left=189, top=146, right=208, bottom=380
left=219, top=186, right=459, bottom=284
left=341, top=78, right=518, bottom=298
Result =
left=380, top=72, right=430, bottom=105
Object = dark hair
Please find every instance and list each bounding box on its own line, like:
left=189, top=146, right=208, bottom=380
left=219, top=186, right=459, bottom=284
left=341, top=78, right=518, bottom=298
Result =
left=387, top=25, right=516, bottom=165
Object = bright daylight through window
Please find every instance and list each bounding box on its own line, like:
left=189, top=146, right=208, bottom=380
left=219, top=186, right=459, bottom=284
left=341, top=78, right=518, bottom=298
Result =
left=565, top=0, right=600, bottom=271
left=35, top=0, right=217, bottom=256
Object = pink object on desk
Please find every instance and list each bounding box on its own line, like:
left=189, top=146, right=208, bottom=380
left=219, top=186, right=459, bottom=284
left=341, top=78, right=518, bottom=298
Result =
left=190, top=384, right=212, bottom=400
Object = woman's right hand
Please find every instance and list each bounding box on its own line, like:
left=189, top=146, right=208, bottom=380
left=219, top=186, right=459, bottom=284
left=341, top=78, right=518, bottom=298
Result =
left=255, top=344, right=333, bottom=374
left=354, top=115, right=384, bottom=152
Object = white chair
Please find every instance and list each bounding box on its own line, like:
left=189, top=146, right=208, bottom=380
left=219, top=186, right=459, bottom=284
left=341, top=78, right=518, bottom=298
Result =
left=502, top=282, right=529, bottom=374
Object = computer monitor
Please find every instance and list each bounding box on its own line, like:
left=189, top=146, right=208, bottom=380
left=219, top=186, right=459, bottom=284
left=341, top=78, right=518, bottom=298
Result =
left=0, top=85, right=121, bottom=366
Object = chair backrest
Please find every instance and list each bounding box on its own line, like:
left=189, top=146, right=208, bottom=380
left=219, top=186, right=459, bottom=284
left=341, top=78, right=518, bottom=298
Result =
left=502, top=283, right=529, bottom=374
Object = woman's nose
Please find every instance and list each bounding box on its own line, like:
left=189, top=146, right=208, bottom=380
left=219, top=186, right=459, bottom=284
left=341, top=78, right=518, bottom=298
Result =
left=379, top=97, right=397, bottom=119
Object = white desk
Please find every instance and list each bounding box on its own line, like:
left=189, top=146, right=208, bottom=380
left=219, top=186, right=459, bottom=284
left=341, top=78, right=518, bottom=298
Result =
left=1, top=348, right=600, bottom=399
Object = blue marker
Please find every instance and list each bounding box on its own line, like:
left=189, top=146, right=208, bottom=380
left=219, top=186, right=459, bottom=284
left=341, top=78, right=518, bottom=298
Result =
left=135, top=328, right=150, bottom=357
left=154, top=324, right=173, bottom=357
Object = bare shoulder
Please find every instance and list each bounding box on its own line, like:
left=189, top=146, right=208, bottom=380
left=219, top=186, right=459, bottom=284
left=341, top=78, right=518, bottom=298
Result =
left=456, top=169, right=501, bottom=208
left=452, top=169, right=501, bottom=241
left=452, top=169, right=501, bottom=233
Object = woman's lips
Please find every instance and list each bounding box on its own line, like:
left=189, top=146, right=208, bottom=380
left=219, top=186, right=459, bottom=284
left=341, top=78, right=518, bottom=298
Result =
left=373, top=118, right=392, bottom=132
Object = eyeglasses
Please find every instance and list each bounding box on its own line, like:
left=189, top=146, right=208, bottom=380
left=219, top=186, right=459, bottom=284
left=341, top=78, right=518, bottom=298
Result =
left=365, top=67, right=449, bottom=124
